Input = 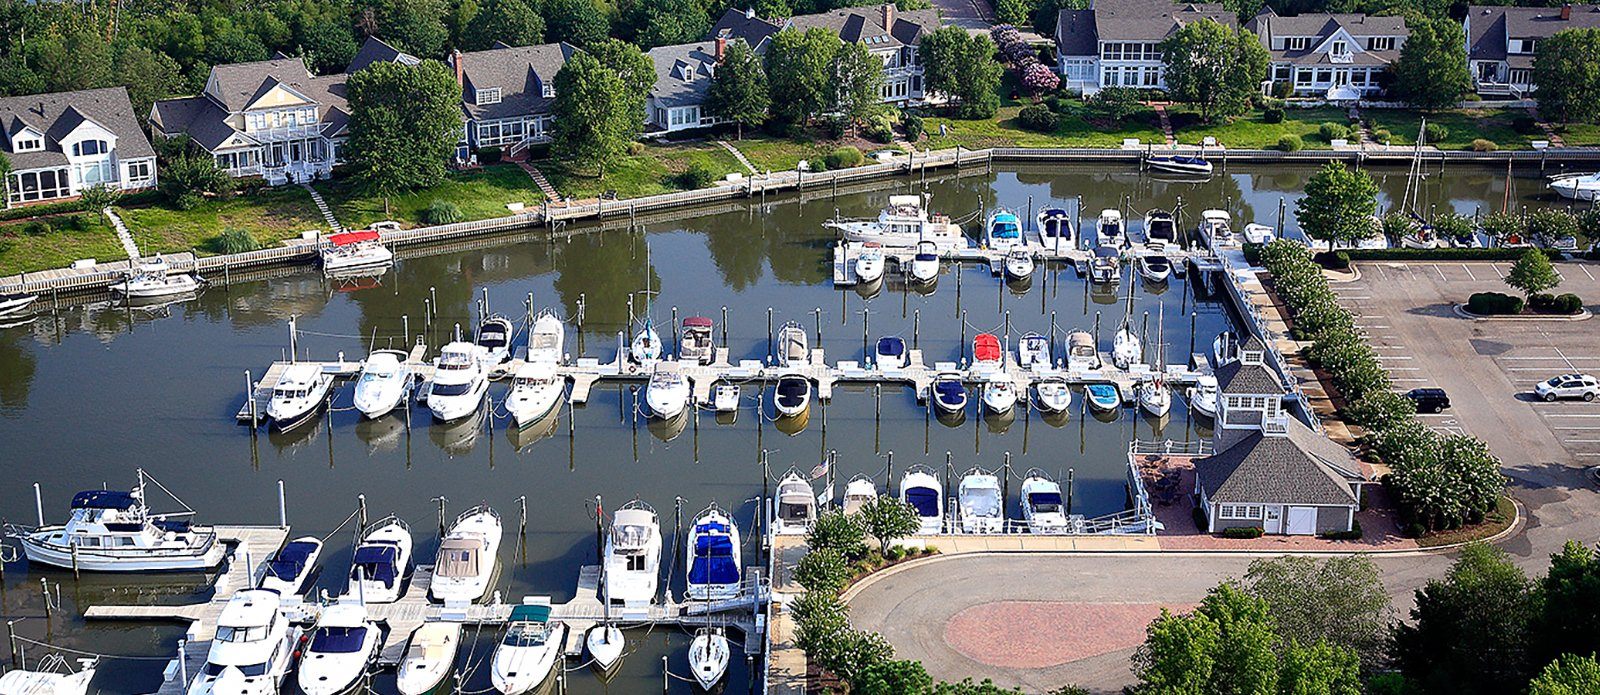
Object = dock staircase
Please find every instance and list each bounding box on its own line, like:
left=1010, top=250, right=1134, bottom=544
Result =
left=515, top=160, right=562, bottom=201
left=1153, top=104, right=1176, bottom=146
left=102, top=207, right=141, bottom=259
left=301, top=184, right=346, bottom=234
left=718, top=140, right=759, bottom=175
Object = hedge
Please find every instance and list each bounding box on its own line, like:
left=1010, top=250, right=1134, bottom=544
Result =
left=1342, top=248, right=1564, bottom=262
left=1466, top=292, right=1524, bottom=315
left=1222, top=526, right=1266, bottom=539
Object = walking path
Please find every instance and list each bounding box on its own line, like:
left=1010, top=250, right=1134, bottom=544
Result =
left=1153, top=104, right=1176, bottom=146
left=300, top=184, right=346, bottom=234
left=718, top=140, right=759, bottom=175
left=516, top=160, right=562, bottom=201
left=1532, top=109, right=1566, bottom=147
left=102, top=207, right=140, bottom=259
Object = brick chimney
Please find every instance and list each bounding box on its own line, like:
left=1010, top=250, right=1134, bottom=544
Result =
left=452, top=49, right=464, bottom=86
left=715, top=37, right=727, bottom=61
left=882, top=2, right=895, bottom=29
left=1562, top=3, right=1572, bottom=20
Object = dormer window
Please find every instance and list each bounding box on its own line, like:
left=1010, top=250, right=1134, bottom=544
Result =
left=541, top=84, right=555, bottom=99
left=476, top=87, right=502, bottom=105
left=1367, top=36, right=1395, bottom=51
left=1330, top=39, right=1348, bottom=55
left=1285, top=36, right=1311, bottom=51
left=1509, top=38, right=1537, bottom=54
left=13, top=136, right=42, bottom=152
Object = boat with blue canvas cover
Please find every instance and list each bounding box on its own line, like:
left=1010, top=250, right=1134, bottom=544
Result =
left=296, top=602, right=382, bottom=695
left=1086, top=383, right=1121, bottom=412
left=875, top=336, right=906, bottom=370
left=932, top=373, right=966, bottom=414
left=1037, top=207, right=1073, bottom=247
left=347, top=516, right=411, bottom=604
left=1146, top=154, right=1213, bottom=176
left=258, top=536, right=322, bottom=596
left=9, top=470, right=226, bottom=572
left=686, top=504, right=742, bottom=601
left=984, top=209, right=1023, bottom=251
left=899, top=466, right=943, bottom=534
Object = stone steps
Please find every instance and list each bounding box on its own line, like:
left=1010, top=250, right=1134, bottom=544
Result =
left=718, top=140, right=759, bottom=175
left=516, top=160, right=561, bottom=201
left=301, top=184, right=345, bottom=234
left=102, top=207, right=141, bottom=260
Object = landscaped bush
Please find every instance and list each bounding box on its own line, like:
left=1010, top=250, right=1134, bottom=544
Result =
left=1423, top=122, right=1449, bottom=145
left=863, top=112, right=896, bottom=143
left=1242, top=241, right=1264, bottom=266
left=679, top=161, right=718, bottom=189
left=1262, top=106, right=1285, bottom=124
left=901, top=112, right=924, bottom=142
left=1342, top=247, right=1555, bottom=262
left=1313, top=250, right=1350, bottom=270
left=1085, top=86, right=1143, bottom=123
left=626, top=141, right=646, bottom=155
left=476, top=146, right=502, bottom=164
left=21, top=220, right=49, bottom=236
left=825, top=146, right=864, bottom=169
left=1511, top=114, right=1540, bottom=134
left=1466, top=291, right=1525, bottom=315
left=1472, top=138, right=1498, bottom=152
left=1526, top=207, right=1579, bottom=241
left=1017, top=104, right=1058, bottom=132
left=427, top=200, right=464, bottom=225
left=1277, top=134, right=1303, bottom=152
left=214, top=227, right=260, bottom=254
left=1553, top=293, right=1585, bottom=314
left=1319, top=122, right=1350, bottom=142
left=1318, top=520, right=1363, bottom=541
left=1372, top=128, right=1392, bottom=145
left=0, top=199, right=89, bottom=223
left=1222, top=526, right=1265, bottom=539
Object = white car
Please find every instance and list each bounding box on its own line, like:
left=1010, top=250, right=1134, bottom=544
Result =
left=1535, top=373, right=1600, bottom=402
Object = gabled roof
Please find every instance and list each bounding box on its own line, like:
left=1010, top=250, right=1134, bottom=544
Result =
left=707, top=8, right=784, bottom=50
left=207, top=55, right=313, bottom=112
left=1246, top=9, right=1407, bottom=65
left=1466, top=5, right=1600, bottom=63
left=0, top=87, right=154, bottom=170
left=153, top=56, right=352, bottom=152
left=1056, top=9, right=1098, bottom=56
left=347, top=36, right=421, bottom=73
left=1089, top=0, right=1235, bottom=43
left=1215, top=337, right=1284, bottom=395
left=786, top=6, right=940, bottom=49
left=648, top=41, right=720, bottom=109
left=1198, top=418, right=1361, bottom=506
left=453, top=42, right=579, bottom=122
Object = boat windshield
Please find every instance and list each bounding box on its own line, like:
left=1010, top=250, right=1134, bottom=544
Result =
left=1029, top=491, right=1064, bottom=514
left=216, top=624, right=270, bottom=643
left=503, top=622, right=550, bottom=647
left=612, top=524, right=652, bottom=549
left=990, top=218, right=1020, bottom=239
left=203, top=662, right=270, bottom=677
left=432, top=382, right=476, bottom=397
left=310, top=626, right=368, bottom=653
left=905, top=488, right=939, bottom=517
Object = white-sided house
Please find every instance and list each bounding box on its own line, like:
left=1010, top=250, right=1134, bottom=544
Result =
left=1, top=87, right=156, bottom=207
left=1055, top=0, right=1235, bottom=95
left=647, top=40, right=726, bottom=134
left=707, top=5, right=939, bottom=105
left=449, top=42, right=578, bottom=160
left=1194, top=337, right=1364, bottom=535
left=1466, top=4, right=1600, bottom=97
left=1246, top=9, right=1408, bottom=98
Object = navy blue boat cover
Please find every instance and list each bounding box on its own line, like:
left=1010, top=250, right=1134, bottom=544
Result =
left=71, top=490, right=135, bottom=510
left=905, top=488, right=939, bottom=517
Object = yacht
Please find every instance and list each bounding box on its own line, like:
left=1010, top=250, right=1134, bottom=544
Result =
left=631, top=318, right=662, bottom=363
left=1089, top=247, right=1120, bottom=283
left=772, top=470, right=817, bottom=535
left=1002, top=248, right=1034, bottom=280
left=973, top=333, right=1002, bottom=371
left=0, top=658, right=95, bottom=695
left=875, top=336, right=907, bottom=370
left=1549, top=171, right=1600, bottom=201
left=686, top=504, right=742, bottom=601
left=1034, top=377, right=1072, bottom=413
left=353, top=349, right=413, bottom=419
left=1021, top=470, right=1072, bottom=534
left=1112, top=327, right=1143, bottom=369
left=1086, top=383, right=1122, bottom=412
left=899, top=466, right=943, bottom=534
left=1198, top=210, right=1235, bottom=249
left=507, top=362, right=565, bottom=428
left=1066, top=330, right=1099, bottom=371
left=1096, top=209, right=1125, bottom=248
left=1146, top=154, right=1213, bottom=176
left=491, top=604, right=567, bottom=694
left=114, top=257, right=202, bottom=300
left=984, top=209, right=1022, bottom=251
left=645, top=369, right=690, bottom=420
left=527, top=311, right=564, bottom=364
left=427, top=342, right=489, bottom=421
left=348, top=516, right=412, bottom=604
left=854, top=242, right=885, bottom=283
left=258, top=536, right=322, bottom=596
left=777, top=321, right=808, bottom=367
left=982, top=375, right=1018, bottom=414
left=908, top=240, right=940, bottom=284
left=265, top=363, right=334, bottom=431
left=1188, top=374, right=1219, bottom=417
left=0, top=292, right=37, bottom=317
left=957, top=469, right=1003, bottom=533
left=396, top=622, right=462, bottom=695
left=774, top=374, right=812, bottom=418
left=1139, top=254, right=1172, bottom=284
left=680, top=316, right=715, bottom=364
left=295, top=603, right=382, bottom=695
left=1037, top=207, right=1073, bottom=248
left=1018, top=332, right=1050, bottom=371
left=430, top=505, right=502, bottom=604
left=603, top=500, right=662, bottom=605
left=688, top=627, right=731, bottom=690
left=320, top=230, right=393, bottom=275
left=1144, top=210, right=1177, bottom=251
left=475, top=316, right=515, bottom=365
left=842, top=476, right=878, bottom=515
left=1138, top=376, right=1171, bottom=417
left=825, top=194, right=964, bottom=248
left=1243, top=223, right=1275, bottom=245
left=712, top=382, right=740, bottom=413
left=931, top=373, right=967, bottom=414
left=11, top=472, right=226, bottom=572
left=186, top=589, right=299, bottom=695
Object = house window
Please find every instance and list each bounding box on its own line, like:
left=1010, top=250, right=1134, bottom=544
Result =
left=1509, top=38, right=1536, bottom=55
left=1367, top=36, right=1395, bottom=51
left=1295, top=69, right=1312, bottom=86
left=72, top=140, right=108, bottom=157
left=1143, top=66, right=1160, bottom=87
left=12, top=168, right=69, bottom=202
left=13, top=137, right=41, bottom=152
left=1315, top=69, right=1333, bottom=84
left=1509, top=68, right=1533, bottom=85
left=1350, top=70, right=1368, bottom=86
left=476, top=87, right=501, bottom=105
left=126, top=160, right=153, bottom=185
left=1331, top=39, right=1348, bottom=55
left=542, top=84, right=555, bottom=99
left=1274, top=65, right=1291, bottom=81
left=1219, top=505, right=1263, bottom=520
left=1285, top=37, right=1311, bottom=51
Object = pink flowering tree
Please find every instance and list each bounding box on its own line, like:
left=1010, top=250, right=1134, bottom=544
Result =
left=1021, top=62, right=1060, bottom=95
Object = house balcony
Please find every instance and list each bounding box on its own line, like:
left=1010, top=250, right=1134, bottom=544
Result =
left=247, top=124, right=324, bottom=142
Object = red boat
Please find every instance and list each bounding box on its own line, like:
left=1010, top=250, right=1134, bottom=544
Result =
left=973, top=333, right=1001, bottom=367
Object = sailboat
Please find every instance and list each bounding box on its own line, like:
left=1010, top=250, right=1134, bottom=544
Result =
left=689, top=626, right=731, bottom=690
left=1395, top=120, right=1437, bottom=249
left=632, top=246, right=663, bottom=364
left=1138, top=307, right=1171, bottom=417
left=1112, top=282, right=1143, bottom=369
left=685, top=505, right=737, bottom=689
left=587, top=495, right=625, bottom=676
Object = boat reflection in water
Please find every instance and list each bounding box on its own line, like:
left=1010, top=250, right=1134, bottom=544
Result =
left=648, top=409, right=690, bottom=443
left=430, top=406, right=488, bottom=455
left=508, top=404, right=563, bottom=450
left=774, top=404, right=810, bottom=436
left=353, top=413, right=406, bottom=453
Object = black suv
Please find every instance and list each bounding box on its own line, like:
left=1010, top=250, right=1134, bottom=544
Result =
left=1404, top=388, right=1451, bottom=413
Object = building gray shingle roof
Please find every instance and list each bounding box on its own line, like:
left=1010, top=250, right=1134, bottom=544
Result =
left=347, top=36, right=420, bottom=73
left=1095, top=0, right=1234, bottom=42
left=648, top=41, right=720, bottom=109
left=707, top=8, right=783, bottom=50
left=1467, top=4, right=1600, bottom=64
left=0, top=87, right=154, bottom=171
left=1056, top=9, right=1098, bottom=56
left=786, top=5, right=940, bottom=49
left=453, top=42, right=579, bottom=122
left=151, top=53, right=358, bottom=152
left=1245, top=9, right=1407, bottom=66
left=1216, top=337, right=1284, bottom=395
left=1198, top=418, right=1361, bottom=506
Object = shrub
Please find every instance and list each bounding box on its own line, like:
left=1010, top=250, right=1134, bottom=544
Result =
left=1318, top=521, right=1363, bottom=541
left=1242, top=241, right=1264, bottom=266
left=1423, top=122, right=1449, bottom=145
left=1085, top=86, right=1143, bottom=123
left=1017, top=104, right=1058, bottom=132
left=1372, top=128, right=1392, bottom=145
left=1319, top=122, right=1350, bottom=142
left=1466, top=291, right=1524, bottom=315
left=626, top=141, right=646, bottom=156
left=825, top=146, right=863, bottom=169
left=795, top=547, right=852, bottom=594
left=50, top=214, right=91, bottom=233
left=1277, top=134, right=1303, bottom=152
left=1472, top=138, right=1498, bottom=152
left=1526, top=208, right=1579, bottom=241
left=79, top=184, right=121, bottom=210
left=1511, top=114, right=1539, bottom=134
left=21, top=220, right=49, bottom=236
left=1222, top=526, right=1266, bottom=539
left=1314, top=250, right=1350, bottom=270
left=1262, top=106, right=1285, bottom=124
left=863, top=114, right=895, bottom=144
left=901, top=112, right=924, bottom=142
left=1553, top=293, right=1585, bottom=315
left=214, top=227, right=260, bottom=254
left=476, top=146, right=502, bottom=164
left=678, top=161, right=718, bottom=189
left=1191, top=506, right=1209, bottom=530
left=808, top=159, right=828, bottom=173
left=426, top=200, right=463, bottom=225
left=822, top=116, right=848, bottom=140
left=885, top=545, right=906, bottom=561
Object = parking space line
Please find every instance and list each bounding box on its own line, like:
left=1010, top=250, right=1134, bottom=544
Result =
left=1556, top=426, right=1600, bottom=430
left=1385, top=367, right=1422, bottom=371
left=1493, top=264, right=1506, bottom=278
left=1391, top=378, right=1429, bottom=382
left=1553, top=347, right=1579, bottom=372
left=1543, top=413, right=1600, bottom=417
left=1461, top=264, right=1475, bottom=281
left=1378, top=355, right=1414, bottom=360
left=1564, top=439, right=1600, bottom=443
left=1577, top=453, right=1600, bottom=457
left=1583, top=265, right=1596, bottom=282
left=1435, top=265, right=1448, bottom=281
left=1501, top=356, right=1600, bottom=360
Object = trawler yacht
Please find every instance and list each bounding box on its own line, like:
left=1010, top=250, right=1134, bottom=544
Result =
left=10, top=471, right=226, bottom=572
left=826, top=194, right=963, bottom=248
left=186, top=589, right=300, bottom=695
left=603, top=500, right=662, bottom=605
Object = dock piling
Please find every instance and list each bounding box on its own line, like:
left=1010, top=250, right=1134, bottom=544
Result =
left=357, top=494, right=368, bottom=536
left=1067, top=467, right=1075, bottom=514
left=6, top=620, right=15, bottom=669
left=245, top=371, right=257, bottom=427
left=288, top=316, right=297, bottom=364
left=178, top=638, right=188, bottom=684
left=277, top=480, right=287, bottom=528
left=434, top=496, right=447, bottom=536
left=861, top=308, right=869, bottom=361
left=519, top=496, right=528, bottom=538
left=34, top=483, right=43, bottom=527
left=766, top=308, right=773, bottom=361
left=913, top=309, right=920, bottom=349
left=814, top=308, right=822, bottom=352
left=722, top=306, right=729, bottom=348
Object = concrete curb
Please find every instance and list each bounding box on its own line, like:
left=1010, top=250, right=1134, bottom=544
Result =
left=1451, top=304, right=1593, bottom=321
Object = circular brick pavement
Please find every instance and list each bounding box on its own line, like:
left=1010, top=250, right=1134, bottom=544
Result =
left=942, top=600, right=1193, bottom=669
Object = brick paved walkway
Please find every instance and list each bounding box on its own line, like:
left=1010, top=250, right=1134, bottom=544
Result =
left=943, top=601, right=1196, bottom=668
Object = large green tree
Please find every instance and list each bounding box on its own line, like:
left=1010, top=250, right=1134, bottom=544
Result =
left=1533, top=28, right=1600, bottom=124
left=345, top=59, right=461, bottom=195
left=461, top=0, right=544, bottom=50
left=587, top=38, right=653, bottom=137
left=1393, top=17, right=1470, bottom=112
left=1507, top=247, right=1562, bottom=299
left=1530, top=654, right=1600, bottom=695
left=550, top=51, right=632, bottom=175
left=828, top=41, right=885, bottom=130
left=356, top=0, right=449, bottom=57
left=1242, top=556, right=1392, bottom=670
left=1158, top=18, right=1268, bottom=123
left=1277, top=640, right=1362, bottom=695
left=1532, top=541, right=1600, bottom=666
left=919, top=27, right=1002, bottom=119
left=707, top=39, right=770, bottom=139
left=764, top=27, right=839, bottom=126
left=620, top=0, right=709, bottom=49
left=1135, top=583, right=1281, bottom=693
left=1296, top=162, right=1379, bottom=250
left=1392, top=543, right=1537, bottom=695
left=543, top=0, right=610, bottom=47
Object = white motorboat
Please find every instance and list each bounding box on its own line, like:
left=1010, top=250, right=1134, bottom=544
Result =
left=396, top=621, right=463, bottom=695
left=427, top=342, right=489, bottom=421
left=1198, top=210, right=1234, bottom=249
left=957, top=469, right=1003, bottom=533
left=854, top=242, right=885, bottom=283
left=1037, top=207, right=1073, bottom=248
left=1138, top=375, right=1171, bottom=417
left=491, top=604, right=567, bottom=695
left=982, top=375, right=1018, bottom=414
left=1399, top=225, right=1439, bottom=249
left=430, top=505, right=502, bottom=604
left=114, top=257, right=202, bottom=299
left=186, top=589, right=299, bottom=695
left=1003, top=248, right=1034, bottom=280
left=507, top=362, right=565, bottom=429
left=1034, top=377, right=1072, bottom=413
left=686, top=505, right=742, bottom=601
left=1018, top=332, right=1050, bottom=370
left=1112, top=327, right=1142, bottom=369
left=712, top=382, right=740, bottom=413
left=585, top=623, right=625, bottom=675
left=475, top=316, right=515, bottom=365
left=527, top=311, right=565, bottom=364
left=631, top=319, right=663, bottom=363
left=0, top=292, right=37, bottom=317
left=1188, top=374, right=1218, bottom=417
left=688, top=627, right=731, bottom=690
left=1021, top=470, right=1072, bottom=534
left=296, top=603, right=381, bottom=695
left=1144, top=209, right=1177, bottom=251
left=1096, top=209, right=1125, bottom=248
left=1066, top=330, right=1099, bottom=371
left=603, top=500, right=661, bottom=605
left=1147, top=154, right=1213, bottom=176
left=972, top=333, right=1002, bottom=372
left=772, top=470, right=817, bottom=535
left=875, top=335, right=907, bottom=370
left=908, top=240, right=940, bottom=284
left=645, top=369, right=690, bottom=420
left=259, top=536, right=322, bottom=596
left=825, top=193, right=964, bottom=247
left=348, top=516, right=412, bottom=604
left=10, top=471, right=226, bottom=572
left=777, top=320, right=808, bottom=367
left=985, top=209, right=1022, bottom=251
left=0, top=658, right=95, bottom=695
left=1089, top=247, right=1121, bottom=283
left=353, top=349, right=412, bottom=419
left=774, top=375, right=811, bottom=418
left=1212, top=331, right=1237, bottom=367
left=931, top=373, right=967, bottom=414
left=680, top=316, right=715, bottom=364
left=842, top=476, right=878, bottom=515
left=320, top=230, right=393, bottom=275
left=1139, top=254, right=1172, bottom=284
left=899, top=466, right=943, bottom=535
left=1550, top=171, right=1600, bottom=201
left=264, top=362, right=334, bottom=431
left=1243, top=223, right=1275, bottom=245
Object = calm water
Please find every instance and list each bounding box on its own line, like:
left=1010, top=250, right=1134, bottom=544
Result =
left=0, top=161, right=1572, bottom=692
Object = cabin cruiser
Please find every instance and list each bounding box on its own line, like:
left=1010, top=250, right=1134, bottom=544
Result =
left=972, top=333, right=1002, bottom=371
left=348, top=516, right=412, bottom=604
left=11, top=472, right=226, bottom=572
left=0, top=292, right=37, bottom=318
left=680, top=316, right=715, bottom=364
left=507, top=362, right=565, bottom=428
left=320, top=230, right=393, bottom=275
left=931, top=373, right=967, bottom=414
left=712, top=382, right=740, bottom=413
left=0, top=657, right=95, bottom=695
left=1188, top=374, right=1218, bottom=417
left=854, top=242, right=885, bottom=283
left=603, top=500, right=661, bottom=605
left=774, top=375, right=812, bottom=418
left=353, top=349, right=413, bottom=419
left=645, top=369, right=690, bottom=420
left=982, top=375, right=1018, bottom=414
left=1137, top=375, right=1171, bottom=417
left=265, top=362, right=334, bottom=431
left=1089, top=246, right=1121, bottom=283
left=1243, top=223, right=1274, bottom=245
left=1066, top=330, right=1099, bottom=371
left=475, top=316, right=515, bottom=365
left=427, top=342, right=489, bottom=421
left=842, top=476, right=878, bottom=515
left=1086, top=383, right=1122, bottom=412
left=113, top=257, right=202, bottom=300
left=1139, top=254, right=1172, bottom=284
left=1003, top=248, right=1034, bottom=280
left=631, top=318, right=662, bottom=363
left=430, top=505, right=502, bottom=604
left=1021, top=470, right=1072, bottom=534
left=1112, top=326, right=1143, bottom=369
left=899, top=467, right=944, bottom=534
left=875, top=336, right=907, bottom=370
left=1144, top=210, right=1177, bottom=251
left=1037, top=207, right=1073, bottom=247
left=1034, top=377, right=1072, bottom=413
left=186, top=589, right=300, bottom=695
left=1018, top=332, right=1050, bottom=371
left=908, top=240, right=940, bottom=284
left=1550, top=171, right=1600, bottom=201
left=777, top=320, right=808, bottom=367
left=296, top=603, right=382, bottom=695
left=957, top=469, right=1003, bottom=533
left=527, top=311, right=564, bottom=364
left=1147, top=154, right=1213, bottom=176
left=985, top=209, right=1022, bottom=251
left=688, top=627, right=731, bottom=691
left=773, top=471, right=817, bottom=535
left=1096, top=209, right=1126, bottom=248
left=686, top=505, right=742, bottom=601
left=396, top=622, right=462, bottom=695
left=1198, top=210, right=1234, bottom=249
left=258, top=537, right=322, bottom=596
left=491, top=604, right=566, bottom=694
left=826, top=194, right=964, bottom=248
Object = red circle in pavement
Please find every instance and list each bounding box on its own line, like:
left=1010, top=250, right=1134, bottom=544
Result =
left=942, top=601, right=1188, bottom=669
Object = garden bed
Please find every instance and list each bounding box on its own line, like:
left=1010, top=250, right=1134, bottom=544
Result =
left=1414, top=496, right=1518, bottom=548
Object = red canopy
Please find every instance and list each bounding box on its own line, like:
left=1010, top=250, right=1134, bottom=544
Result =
left=329, top=230, right=381, bottom=246
left=974, top=334, right=1001, bottom=363
left=683, top=316, right=714, bottom=328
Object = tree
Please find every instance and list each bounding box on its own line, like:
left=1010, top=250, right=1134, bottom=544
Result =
left=1530, top=654, right=1600, bottom=695
left=462, top=0, right=544, bottom=50
left=1393, top=18, right=1470, bottom=112
left=829, top=41, right=886, bottom=131
left=587, top=39, right=655, bottom=132
left=1296, top=162, right=1379, bottom=250
left=794, top=547, right=852, bottom=594
left=1242, top=556, right=1393, bottom=670
left=764, top=28, right=839, bottom=126
left=919, top=28, right=1001, bottom=119
left=1346, top=389, right=1418, bottom=431
left=1277, top=640, right=1362, bottom=695
left=299, top=18, right=362, bottom=74
left=1531, top=542, right=1600, bottom=665
left=1198, top=583, right=1280, bottom=694
left=1533, top=28, right=1600, bottom=124
left=1391, top=543, right=1536, bottom=695
left=1507, top=248, right=1561, bottom=300
left=806, top=508, right=867, bottom=559
left=111, top=43, right=183, bottom=118
left=1480, top=211, right=1522, bottom=241
left=357, top=0, right=450, bottom=57
left=707, top=39, right=769, bottom=139
left=345, top=60, right=461, bottom=196
left=158, top=139, right=234, bottom=210
left=859, top=496, right=919, bottom=554
left=550, top=52, right=632, bottom=175
left=543, top=0, right=610, bottom=47
left=1134, top=607, right=1219, bottom=692
left=1159, top=19, right=1269, bottom=123
left=994, top=0, right=1028, bottom=24
left=853, top=659, right=934, bottom=695
left=620, top=0, right=709, bottom=49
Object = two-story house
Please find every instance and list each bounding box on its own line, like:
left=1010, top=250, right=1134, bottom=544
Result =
left=707, top=5, right=940, bottom=105
left=1, top=87, right=156, bottom=207
left=449, top=42, right=579, bottom=159
left=1466, top=4, right=1600, bottom=96
left=1055, top=0, right=1236, bottom=95
left=646, top=40, right=727, bottom=134
left=1245, top=9, right=1408, bottom=98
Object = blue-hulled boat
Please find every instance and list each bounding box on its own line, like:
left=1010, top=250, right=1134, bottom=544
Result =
left=1086, top=383, right=1122, bottom=412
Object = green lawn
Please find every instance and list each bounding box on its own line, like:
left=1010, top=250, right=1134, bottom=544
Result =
left=0, top=213, right=124, bottom=276
left=1555, top=123, right=1600, bottom=146
left=734, top=137, right=855, bottom=172
left=116, top=186, right=326, bottom=256
left=1364, top=109, right=1536, bottom=150
left=316, top=164, right=544, bottom=229
left=1172, top=107, right=1349, bottom=149
left=923, top=101, right=1166, bottom=150
left=538, top=142, right=743, bottom=201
